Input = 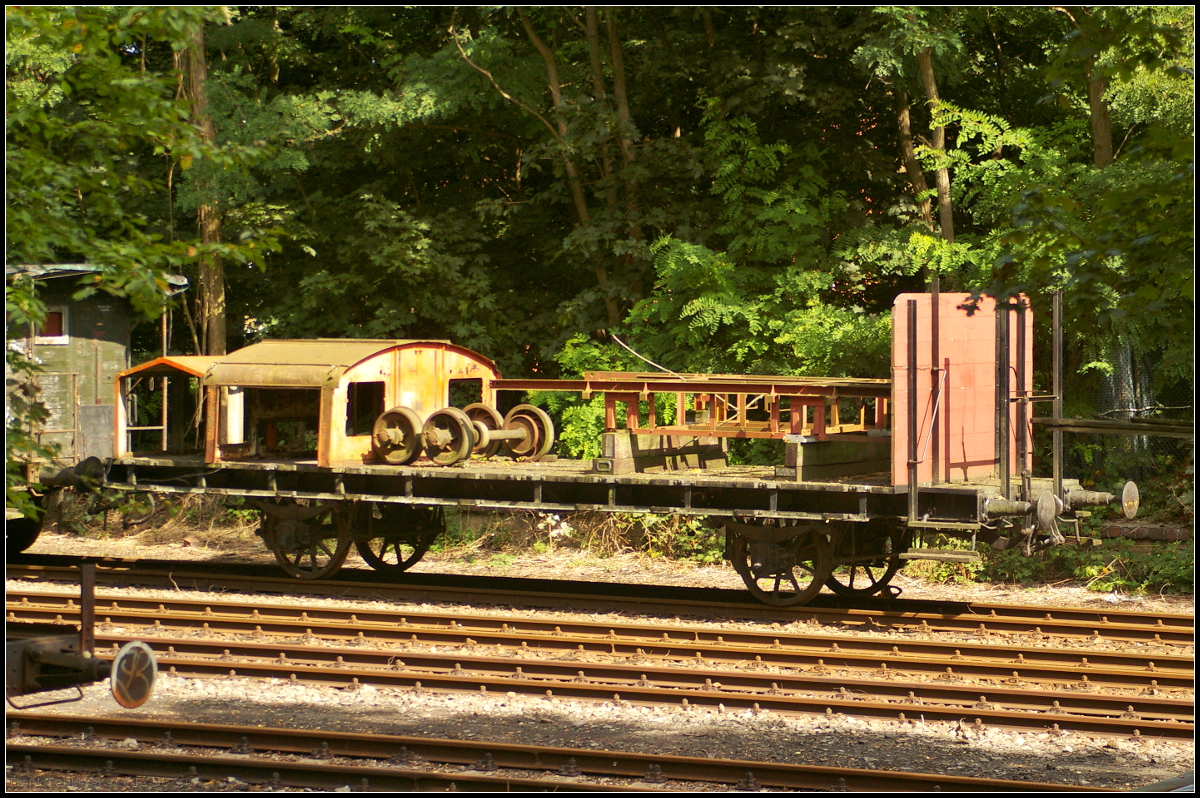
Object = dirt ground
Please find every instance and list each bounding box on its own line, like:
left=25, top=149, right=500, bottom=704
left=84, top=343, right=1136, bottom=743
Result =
left=19, top=522, right=1196, bottom=616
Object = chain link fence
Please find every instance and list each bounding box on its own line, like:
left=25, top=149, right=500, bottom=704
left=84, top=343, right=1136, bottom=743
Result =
left=1040, top=345, right=1193, bottom=521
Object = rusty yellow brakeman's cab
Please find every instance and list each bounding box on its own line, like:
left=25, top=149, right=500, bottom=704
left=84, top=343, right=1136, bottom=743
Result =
left=115, top=340, right=502, bottom=467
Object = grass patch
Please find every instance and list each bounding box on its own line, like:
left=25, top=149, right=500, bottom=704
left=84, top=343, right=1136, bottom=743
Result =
left=134, top=494, right=261, bottom=550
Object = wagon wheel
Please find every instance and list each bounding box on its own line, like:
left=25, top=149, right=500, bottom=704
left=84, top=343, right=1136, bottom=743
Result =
left=464, top=403, right=504, bottom=458
left=6, top=514, right=43, bottom=555
left=826, top=520, right=908, bottom=597
left=502, top=404, right=555, bottom=461
left=256, top=499, right=352, bottom=580
left=354, top=503, right=444, bottom=573
left=372, top=406, right=424, bottom=465
left=422, top=407, right=476, bottom=466
left=726, top=521, right=832, bottom=607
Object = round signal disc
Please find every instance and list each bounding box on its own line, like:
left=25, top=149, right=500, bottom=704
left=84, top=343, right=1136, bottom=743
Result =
left=111, top=641, right=157, bottom=708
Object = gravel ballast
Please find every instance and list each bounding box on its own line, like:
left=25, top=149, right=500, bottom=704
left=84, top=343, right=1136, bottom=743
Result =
left=8, top=530, right=1194, bottom=792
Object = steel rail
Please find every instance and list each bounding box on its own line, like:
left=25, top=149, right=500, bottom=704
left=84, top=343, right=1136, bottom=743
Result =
left=8, top=590, right=1192, bottom=691
left=8, top=559, right=1194, bottom=644
left=69, top=633, right=1196, bottom=725
left=16, top=628, right=1183, bottom=740
left=6, top=743, right=627, bottom=792
left=7, top=713, right=1106, bottom=792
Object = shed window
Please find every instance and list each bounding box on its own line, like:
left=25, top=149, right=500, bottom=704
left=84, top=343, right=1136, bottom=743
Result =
left=346, top=381, right=386, bottom=436
left=34, top=308, right=68, bottom=345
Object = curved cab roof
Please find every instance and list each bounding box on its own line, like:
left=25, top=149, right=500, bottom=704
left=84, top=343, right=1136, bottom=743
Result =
left=202, top=339, right=499, bottom=388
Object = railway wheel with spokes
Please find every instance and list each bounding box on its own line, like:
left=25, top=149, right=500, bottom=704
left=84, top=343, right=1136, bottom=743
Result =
left=256, top=499, right=352, bottom=580
left=726, top=520, right=832, bottom=606
left=372, top=406, right=424, bottom=465
left=825, top=520, right=908, bottom=597
left=354, top=503, right=444, bottom=573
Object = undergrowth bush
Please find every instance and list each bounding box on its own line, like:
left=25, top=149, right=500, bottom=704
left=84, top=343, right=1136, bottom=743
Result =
left=135, top=494, right=261, bottom=547
left=45, top=490, right=259, bottom=544
left=898, top=535, right=985, bottom=584
left=904, top=529, right=1194, bottom=595
left=438, top=509, right=724, bottom=565
left=982, top=540, right=1194, bottom=594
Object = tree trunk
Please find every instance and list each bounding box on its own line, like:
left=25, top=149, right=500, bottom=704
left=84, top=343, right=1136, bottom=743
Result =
left=584, top=8, right=618, bottom=207
left=605, top=10, right=645, bottom=300
left=1052, top=7, right=1115, bottom=169
left=520, top=9, right=619, bottom=328
left=895, top=89, right=935, bottom=232
left=916, top=48, right=954, bottom=244
left=184, top=23, right=226, bottom=355
left=1086, top=60, right=1114, bottom=167
left=606, top=13, right=643, bottom=238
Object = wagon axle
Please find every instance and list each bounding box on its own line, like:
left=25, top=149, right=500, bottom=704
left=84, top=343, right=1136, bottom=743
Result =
left=371, top=403, right=555, bottom=467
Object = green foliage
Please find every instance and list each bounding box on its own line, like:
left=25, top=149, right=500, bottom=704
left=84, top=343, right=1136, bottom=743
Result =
left=636, top=514, right=724, bottom=565
left=726, top=439, right=785, bottom=467
left=5, top=7, right=267, bottom=519
left=132, top=5, right=1187, bottom=421
left=976, top=8, right=1195, bottom=392
left=852, top=7, right=970, bottom=87
left=624, top=108, right=891, bottom=379
left=982, top=541, right=1194, bottom=595
left=256, top=192, right=502, bottom=354
left=6, top=8, right=278, bottom=310
left=902, top=536, right=986, bottom=584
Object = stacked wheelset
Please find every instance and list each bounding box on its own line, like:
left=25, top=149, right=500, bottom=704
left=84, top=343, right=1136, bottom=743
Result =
left=370, top=403, right=555, bottom=467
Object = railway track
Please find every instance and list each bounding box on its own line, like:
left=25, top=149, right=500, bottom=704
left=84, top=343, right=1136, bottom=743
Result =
left=8, top=590, right=1193, bottom=740
left=8, top=556, right=1194, bottom=645
left=7, top=589, right=1193, bottom=690
left=7, top=559, right=1192, bottom=792
left=6, top=713, right=1103, bottom=792
left=64, top=635, right=1198, bottom=738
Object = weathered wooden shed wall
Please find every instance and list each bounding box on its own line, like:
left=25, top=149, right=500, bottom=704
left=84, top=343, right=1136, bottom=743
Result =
left=7, top=272, right=132, bottom=464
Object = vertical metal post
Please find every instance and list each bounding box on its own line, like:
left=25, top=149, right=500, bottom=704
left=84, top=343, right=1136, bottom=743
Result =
left=930, top=277, right=940, bottom=485
left=996, top=299, right=1011, bottom=500
left=161, top=376, right=169, bottom=451
left=80, top=562, right=96, bottom=655
left=907, top=299, right=919, bottom=521
left=1015, top=299, right=1028, bottom=502
left=1052, top=291, right=1064, bottom=502
left=93, top=338, right=102, bottom=405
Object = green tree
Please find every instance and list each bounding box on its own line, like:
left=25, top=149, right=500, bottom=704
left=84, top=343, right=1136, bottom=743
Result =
left=6, top=6, right=276, bottom=517
left=968, top=7, right=1194, bottom=392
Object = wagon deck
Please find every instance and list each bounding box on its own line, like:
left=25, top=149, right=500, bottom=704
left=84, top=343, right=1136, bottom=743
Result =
left=109, top=452, right=1026, bottom=528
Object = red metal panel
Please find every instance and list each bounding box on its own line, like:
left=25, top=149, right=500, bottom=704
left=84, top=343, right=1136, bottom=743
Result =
left=891, top=293, right=1033, bottom=487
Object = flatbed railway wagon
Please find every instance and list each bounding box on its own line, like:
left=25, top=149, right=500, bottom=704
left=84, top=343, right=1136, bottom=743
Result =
left=26, top=293, right=1139, bottom=606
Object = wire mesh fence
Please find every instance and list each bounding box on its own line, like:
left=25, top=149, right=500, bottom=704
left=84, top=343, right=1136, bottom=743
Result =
left=1036, top=346, right=1194, bottom=523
